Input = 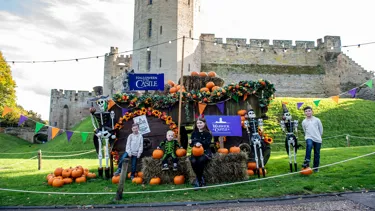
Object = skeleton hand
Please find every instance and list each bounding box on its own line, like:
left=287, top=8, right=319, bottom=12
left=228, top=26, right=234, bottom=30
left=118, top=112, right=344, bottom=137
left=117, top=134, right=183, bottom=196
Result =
left=195, top=142, right=202, bottom=147
left=157, top=146, right=160, bottom=149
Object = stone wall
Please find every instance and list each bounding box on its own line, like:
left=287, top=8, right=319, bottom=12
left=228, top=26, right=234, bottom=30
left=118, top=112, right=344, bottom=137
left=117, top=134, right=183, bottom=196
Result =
left=4, top=127, right=47, bottom=143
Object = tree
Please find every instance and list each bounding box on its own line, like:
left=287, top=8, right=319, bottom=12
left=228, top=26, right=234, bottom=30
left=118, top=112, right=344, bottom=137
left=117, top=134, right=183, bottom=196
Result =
left=0, top=51, right=17, bottom=126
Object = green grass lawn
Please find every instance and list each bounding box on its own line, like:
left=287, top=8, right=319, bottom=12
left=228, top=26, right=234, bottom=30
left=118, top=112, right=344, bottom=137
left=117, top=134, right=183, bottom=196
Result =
left=0, top=98, right=375, bottom=206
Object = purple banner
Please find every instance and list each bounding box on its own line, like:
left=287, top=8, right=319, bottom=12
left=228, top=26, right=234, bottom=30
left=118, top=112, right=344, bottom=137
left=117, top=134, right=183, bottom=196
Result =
left=297, top=102, right=304, bottom=110
left=66, top=131, right=74, bottom=142
left=121, top=108, right=129, bottom=116
left=216, top=102, right=225, bottom=114
left=205, top=115, right=242, bottom=137
left=18, top=115, right=28, bottom=126
left=348, top=88, right=357, bottom=98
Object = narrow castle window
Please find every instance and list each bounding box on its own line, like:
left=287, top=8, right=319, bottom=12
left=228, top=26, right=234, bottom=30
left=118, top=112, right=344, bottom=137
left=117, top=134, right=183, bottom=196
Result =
left=159, top=58, right=162, bottom=68
left=139, top=30, right=140, bottom=39
left=147, top=51, right=152, bottom=72
left=188, top=63, right=190, bottom=72
left=149, top=0, right=152, bottom=5
left=188, top=0, right=190, bottom=5
left=160, top=25, right=162, bottom=35
left=148, top=19, right=152, bottom=37
left=189, top=30, right=191, bottom=38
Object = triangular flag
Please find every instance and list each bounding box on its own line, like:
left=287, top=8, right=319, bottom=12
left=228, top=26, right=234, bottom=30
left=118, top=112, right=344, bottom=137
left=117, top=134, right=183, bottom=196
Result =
left=81, top=132, right=89, bottom=143
left=243, top=94, right=248, bottom=101
left=348, top=88, right=357, bottom=98
left=198, top=103, right=207, bottom=115
left=297, top=102, right=304, bottom=110
left=107, top=99, right=115, bottom=110
left=121, top=108, right=129, bottom=116
left=35, top=122, right=44, bottom=133
left=232, top=95, right=239, bottom=103
left=282, top=102, right=288, bottom=105
left=313, top=100, right=320, bottom=107
left=51, top=127, right=60, bottom=140
left=2, top=106, right=12, bottom=117
left=332, top=96, right=339, bottom=104
left=365, top=80, right=373, bottom=89
left=66, top=131, right=74, bottom=142
left=18, top=115, right=28, bottom=126
left=216, top=102, right=225, bottom=114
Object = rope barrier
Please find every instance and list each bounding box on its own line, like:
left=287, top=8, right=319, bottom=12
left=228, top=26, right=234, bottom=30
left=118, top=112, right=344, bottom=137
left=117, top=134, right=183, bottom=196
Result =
left=0, top=150, right=374, bottom=195
left=0, top=156, right=37, bottom=169
left=0, top=151, right=38, bottom=155
left=42, top=150, right=96, bottom=158
left=0, top=149, right=94, bottom=155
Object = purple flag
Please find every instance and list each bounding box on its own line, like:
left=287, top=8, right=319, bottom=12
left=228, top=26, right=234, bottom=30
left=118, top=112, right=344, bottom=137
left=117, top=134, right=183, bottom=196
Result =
left=66, top=131, right=74, bottom=142
left=205, top=115, right=242, bottom=137
left=18, top=115, right=28, bottom=126
left=216, top=102, right=225, bottom=114
left=297, top=102, right=304, bottom=110
left=121, top=108, right=129, bottom=116
left=348, top=88, right=357, bottom=98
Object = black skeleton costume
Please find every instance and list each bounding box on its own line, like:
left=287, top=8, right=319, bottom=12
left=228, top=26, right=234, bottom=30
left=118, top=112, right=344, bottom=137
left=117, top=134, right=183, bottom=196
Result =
left=90, top=96, right=117, bottom=179
left=280, top=104, right=299, bottom=172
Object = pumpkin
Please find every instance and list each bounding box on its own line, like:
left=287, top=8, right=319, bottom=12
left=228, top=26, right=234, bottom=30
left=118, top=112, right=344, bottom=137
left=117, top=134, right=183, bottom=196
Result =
left=199, top=72, right=208, bottom=77
left=217, top=148, right=229, bottom=154
left=71, top=168, right=83, bottom=178
left=237, top=110, right=247, bottom=116
left=48, top=177, right=55, bottom=186
left=87, top=173, right=96, bottom=179
left=208, top=71, right=217, bottom=77
left=83, top=168, right=89, bottom=176
left=258, top=168, right=267, bottom=175
left=63, top=178, right=73, bottom=184
left=132, top=177, right=143, bottom=184
left=200, top=87, right=209, bottom=92
left=75, top=176, right=86, bottom=183
left=229, top=146, right=241, bottom=153
left=176, top=148, right=187, bottom=157
left=54, top=167, right=63, bottom=176
left=192, top=145, right=204, bottom=157
left=137, top=172, right=144, bottom=178
left=191, top=71, right=199, bottom=76
left=169, top=87, right=177, bottom=93
left=127, top=172, right=131, bottom=179
left=211, top=86, right=220, bottom=91
left=241, top=116, right=245, bottom=121
left=206, top=81, right=215, bottom=90
left=112, top=175, right=120, bottom=184
left=173, top=175, right=185, bottom=185
left=152, top=149, right=164, bottom=159
left=52, top=179, right=64, bottom=187
left=167, top=80, right=175, bottom=87
left=75, top=165, right=84, bottom=172
left=300, top=167, right=313, bottom=175
left=247, top=169, right=254, bottom=176
left=89, top=107, right=96, bottom=113
left=150, top=177, right=161, bottom=185
left=62, top=168, right=72, bottom=178
left=247, top=162, right=257, bottom=170
left=46, top=173, right=54, bottom=181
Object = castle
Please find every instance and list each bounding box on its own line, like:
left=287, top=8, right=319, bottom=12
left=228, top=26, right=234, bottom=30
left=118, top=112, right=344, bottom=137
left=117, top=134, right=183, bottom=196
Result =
left=50, top=0, right=374, bottom=129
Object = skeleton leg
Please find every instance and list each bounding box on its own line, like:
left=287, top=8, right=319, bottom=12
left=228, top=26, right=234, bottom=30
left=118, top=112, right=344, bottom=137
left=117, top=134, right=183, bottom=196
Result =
left=97, top=137, right=103, bottom=177
left=104, top=138, right=110, bottom=179
left=288, top=143, right=293, bottom=172
left=293, top=144, right=298, bottom=172
left=257, top=142, right=266, bottom=177
left=252, top=142, right=260, bottom=178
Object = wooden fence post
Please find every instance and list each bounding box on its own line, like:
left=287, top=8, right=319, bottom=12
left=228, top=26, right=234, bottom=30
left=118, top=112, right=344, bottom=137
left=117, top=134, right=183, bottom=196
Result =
left=115, top=158, right=129, bottom=200
left=38, top=149, right=42, bottom=170
left=346, top=135, right=350, bottom=147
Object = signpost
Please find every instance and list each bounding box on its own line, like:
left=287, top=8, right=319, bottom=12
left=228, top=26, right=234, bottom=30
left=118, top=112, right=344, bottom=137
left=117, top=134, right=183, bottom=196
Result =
left=128, top=73, right=164, bottom=91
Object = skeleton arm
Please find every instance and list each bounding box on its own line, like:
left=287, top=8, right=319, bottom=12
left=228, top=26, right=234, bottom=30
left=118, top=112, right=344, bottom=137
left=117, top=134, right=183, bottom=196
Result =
left=258, top=119, right=264, bottom=133
left=293, top=120, right=299, bottom=133
left=280, top=120, right=286, bottom=132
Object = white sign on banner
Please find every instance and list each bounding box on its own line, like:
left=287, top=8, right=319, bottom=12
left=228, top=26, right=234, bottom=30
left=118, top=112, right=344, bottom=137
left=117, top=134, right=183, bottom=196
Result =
left=133, top=115, right=151, bottom=135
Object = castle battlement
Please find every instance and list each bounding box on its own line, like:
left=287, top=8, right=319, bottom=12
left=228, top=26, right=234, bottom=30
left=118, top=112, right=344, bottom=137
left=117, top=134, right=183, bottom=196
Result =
left=51, top=89, right=95, bottom=99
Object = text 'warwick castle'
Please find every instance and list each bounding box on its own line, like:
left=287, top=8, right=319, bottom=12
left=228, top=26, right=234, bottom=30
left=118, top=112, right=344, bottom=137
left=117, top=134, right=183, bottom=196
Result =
left=49, top=0, right=374, bottom=130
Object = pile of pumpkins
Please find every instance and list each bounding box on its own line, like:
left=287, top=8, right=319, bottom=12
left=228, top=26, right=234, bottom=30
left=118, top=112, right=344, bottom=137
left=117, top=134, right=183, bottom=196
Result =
left=247, top=162, right=267, bottom=176
left=112, top=171, right=144, bottom=185
left=168, top=71, right=220, bottom=94
left=190, top=71, right=217, bottom=78
left=46, top=166, right=96, bottom=188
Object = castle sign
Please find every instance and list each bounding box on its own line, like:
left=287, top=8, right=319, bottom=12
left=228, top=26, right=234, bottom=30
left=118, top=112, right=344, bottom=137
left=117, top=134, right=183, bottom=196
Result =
left=129, top=73, right=164, bottom=90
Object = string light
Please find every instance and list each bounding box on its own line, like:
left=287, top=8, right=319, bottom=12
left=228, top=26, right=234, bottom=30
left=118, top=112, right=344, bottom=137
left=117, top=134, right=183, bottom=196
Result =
left=168, top=40, right=172, bottom=44
left=147, top=47, right=150, bottom=51
left=307, top=48, right=311, bottom=52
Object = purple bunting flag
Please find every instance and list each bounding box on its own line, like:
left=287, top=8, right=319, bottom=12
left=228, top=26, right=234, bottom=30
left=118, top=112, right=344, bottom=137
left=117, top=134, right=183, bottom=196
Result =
left=66, top=131, right=74, bottom=142
left=216, top=102, right=225, bottom=114
left=121, top=108, right=129, bottom=116
left=18, top=115, right=28, bottom=126
left=348, top=88, right=357, bottom=98
left=297, top=102, right=304, bottom=110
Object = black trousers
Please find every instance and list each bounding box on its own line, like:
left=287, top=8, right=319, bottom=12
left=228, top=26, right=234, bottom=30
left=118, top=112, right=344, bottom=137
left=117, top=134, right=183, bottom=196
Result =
left=162, top=154, right=179, bottom=165
left=190, top=155, right=209, bottom=181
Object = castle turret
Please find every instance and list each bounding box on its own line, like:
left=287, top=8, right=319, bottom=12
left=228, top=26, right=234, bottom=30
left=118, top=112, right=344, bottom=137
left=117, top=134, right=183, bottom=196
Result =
left=103, top=47, right=118, bottom=96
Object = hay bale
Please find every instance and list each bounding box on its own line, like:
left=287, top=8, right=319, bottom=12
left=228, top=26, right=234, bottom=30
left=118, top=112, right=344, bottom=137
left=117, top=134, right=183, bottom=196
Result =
left=142, top=152, right=248, bottom=185
left=179, top=76, right=225, bottom=91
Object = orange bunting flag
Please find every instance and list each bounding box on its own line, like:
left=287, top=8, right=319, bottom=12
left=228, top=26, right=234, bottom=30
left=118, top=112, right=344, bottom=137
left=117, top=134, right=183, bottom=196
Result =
left=243, top=94, right=248, bottom=101
left=107, top=99, right=115, bottom=110
left=332, top=96, right=339, bottom=104
left=282, top=102, right=288, bottom=105
left=198, top=102, right=207, bottom=115
left=2, top=106, right=12, bottom=117
left=51, top=127, right=60, bottom=140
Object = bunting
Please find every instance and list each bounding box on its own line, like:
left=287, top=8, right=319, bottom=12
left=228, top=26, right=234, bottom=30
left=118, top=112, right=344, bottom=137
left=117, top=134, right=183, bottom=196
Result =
left=332, top=96, right=340, bottom=104
left=282, top=102, right=288, bottom=105
left=365, top=79, right=373, bottom=89
left=232, top=95, right=239, bottom=103
left=18, top=115, right=28, bottom=126
left=198, top=103, right=207, bottom=115
left=35, top=122, right=44, bottom=133
left=216, top=102, right=225, bottom=114
left=313, top=100, right=321, bottom=107
left=2, top=106, right=12, bottom=117
left=297, top=102, right=304, bottom=110
left=107, top=99, right=115, bottom=110
left=348, top=88, right=357, bottom=98
left=51, top=127, right=60, bottom=140
left=121, top=108, right=129, bottom=116
left=243, top=94, right=248, bottom=101
left=66, top=131, right=74, bottom=142
left=81, top=132, right=89, bottom=143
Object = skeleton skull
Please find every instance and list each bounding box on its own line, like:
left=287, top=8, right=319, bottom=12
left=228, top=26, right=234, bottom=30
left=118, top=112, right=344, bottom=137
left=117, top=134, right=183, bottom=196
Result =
left=97, top=99, right=108, bottom=112
left=247, top=109, right=256, bottom=119
left=283, top=112, right=292, bottom=121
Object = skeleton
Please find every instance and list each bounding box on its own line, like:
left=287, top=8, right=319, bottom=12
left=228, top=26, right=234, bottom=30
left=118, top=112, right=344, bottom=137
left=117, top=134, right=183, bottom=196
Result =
left=90, top=96, right=116, bottom=179
left=280, top=104, right=299, bottom=172
left=244, top=107, right=266, bottom=178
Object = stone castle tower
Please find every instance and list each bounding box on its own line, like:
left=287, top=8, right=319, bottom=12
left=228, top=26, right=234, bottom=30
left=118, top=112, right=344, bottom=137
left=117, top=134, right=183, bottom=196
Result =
left=131, top=0, right=201, bottom=82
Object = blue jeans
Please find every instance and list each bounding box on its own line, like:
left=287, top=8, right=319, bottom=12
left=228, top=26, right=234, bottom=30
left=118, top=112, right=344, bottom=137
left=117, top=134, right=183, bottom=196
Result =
left=304, top=139, right=321, bottom=168
left=117, top=152, right=137, bottom=177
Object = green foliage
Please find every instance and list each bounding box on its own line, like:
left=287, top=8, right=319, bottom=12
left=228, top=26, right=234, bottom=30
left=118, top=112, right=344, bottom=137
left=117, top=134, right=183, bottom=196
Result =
left=0, top=52, right=17, bottom=125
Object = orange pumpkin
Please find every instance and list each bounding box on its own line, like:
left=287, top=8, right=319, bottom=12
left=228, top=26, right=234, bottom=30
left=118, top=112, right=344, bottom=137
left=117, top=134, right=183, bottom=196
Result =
left=83, top=168, right=89, bottom=176
left=217, top=148, right=229, bottom=154
left=137, top=172, right=144, bottom=178
left=191, top=71, right=199, bottom=76
left=152, top=149, right=164, bottom=159
left=169, top=87, right=177, bottom=93
left=75, top=165, right=84, bottom=172
left=75, top=176, right=86, bottom=183
left=63, top=178, right=73, bottom=184
left=71, top=168, right=83, bottom=178
left=112, top=175, right=120, bottom=184
left=48, top=177, right=55, bottom=186
left=87, top=173, right=96, bottom=179
left=46, top=173, right=54, bottom=181
left=206, top=81, right=215, bottom=90
left=200, top=87, right=209, bottom=92
left=192, top=145, right=204, bottom=157
left=229, top=146, right=241, bottom=153
left=211, top=86, right=220, bottom=91
left=167, top=80, right=175, bottom=87
left=237, top=110, right=247, bottom=116
left=132, top=177, right=143, bottom=184
left=173, top=175, right=185, bottom=185
left=199, top=72, right=208, bottom=77
left=54, top=167, right=63, bottom=176
left=247, top=169, right=254, bottom=176
left=150, top=177, right=161, bottom=185
left=300, top=167, right=313, bottom=175
left=176, top=148, right=187, bottom=157
left=52, top=179, right=64, bottom=187
left=247, top=162, right=257, bottom=170
left=62, top=168, right=72, bottom=178
left=208, top=71, right=217, bottom=77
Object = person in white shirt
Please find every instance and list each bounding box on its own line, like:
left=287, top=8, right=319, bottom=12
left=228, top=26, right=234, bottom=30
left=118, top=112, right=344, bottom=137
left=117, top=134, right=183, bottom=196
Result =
left=302, top=106, right=323, bottom=172
left=115, top=123, right=143, bottom=179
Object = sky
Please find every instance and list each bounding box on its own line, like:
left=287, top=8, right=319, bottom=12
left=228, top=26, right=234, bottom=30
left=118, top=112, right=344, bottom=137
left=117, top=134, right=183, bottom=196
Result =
left=1, top=0, right=375, bottom=121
